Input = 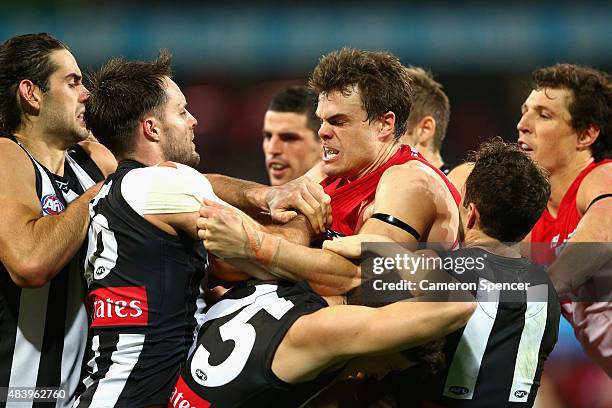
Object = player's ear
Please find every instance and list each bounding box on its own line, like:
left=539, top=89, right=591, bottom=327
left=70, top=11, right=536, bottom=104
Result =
left=18, top=79, right=43, bottom=113
left=377, top=111, right=396, bottom=141
left=465, top=203, right=479, bottom=230
left=415, top=116, right=436, bottom=144
left=142, top=116, right=161, bottom=142
left=577, top=125, right=599, bottom=151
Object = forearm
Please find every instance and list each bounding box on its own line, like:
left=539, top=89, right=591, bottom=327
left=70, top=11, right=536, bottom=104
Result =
left=549, top=242, right=612, bottom=296
left=551, top=204, right=612, bottom=296
left=261, top=235, right=361, bottom=295
left=222, top=258, right=279, bottom=281
left=354, top=301, right=474, bottom=356
left=206, top=174, right=268, bottom=213
left=7, top=191, right=94, bottom=287
left=261, top=215, right=314, bottom=246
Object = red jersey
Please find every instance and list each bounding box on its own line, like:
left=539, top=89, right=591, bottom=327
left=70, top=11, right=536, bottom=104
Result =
left=531, top=159, right=611, bottom=265
left=321, top=145, right=461, bottom=237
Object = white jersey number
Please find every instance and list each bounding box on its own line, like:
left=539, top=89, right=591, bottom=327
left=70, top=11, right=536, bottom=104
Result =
left=190, top=284, right=294, bottom=387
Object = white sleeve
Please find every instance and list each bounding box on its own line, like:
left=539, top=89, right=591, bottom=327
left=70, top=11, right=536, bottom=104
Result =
left=121, top=161, right=227, bottom=215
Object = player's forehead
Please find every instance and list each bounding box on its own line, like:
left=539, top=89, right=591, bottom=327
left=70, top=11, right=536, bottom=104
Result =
left=162, top=76, right=187, bottom=107
left=316, top=86, right=364, bottom=118
left=48, top=49, right=82, bottom=80
left=523, top=88, right=571, bottom=112
left=264, top=110, right=308, bottom=129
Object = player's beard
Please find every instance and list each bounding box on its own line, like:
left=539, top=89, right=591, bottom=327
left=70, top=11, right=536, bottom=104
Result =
left=161, top=132, right=200, bottom=168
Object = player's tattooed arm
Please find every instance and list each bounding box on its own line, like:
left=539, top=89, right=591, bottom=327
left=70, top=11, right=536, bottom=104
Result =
left=197, top=200, right=358, bottom=295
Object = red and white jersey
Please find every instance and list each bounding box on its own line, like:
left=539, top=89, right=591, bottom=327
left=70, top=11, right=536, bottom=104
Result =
left=530, top=159, right=612, bottom=376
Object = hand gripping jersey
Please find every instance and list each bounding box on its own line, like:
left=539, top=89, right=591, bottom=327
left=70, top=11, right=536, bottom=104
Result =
left=422, top=248, right=560, bottom=407
left=75, top=160, right=215, bottom=407
left=530, top=159, right=612, bottom=375
left=0, top=137, right=103, bottom=408
left=171, top=281, right=330, bottom=408
left=321, top=145, right=461, bottom=237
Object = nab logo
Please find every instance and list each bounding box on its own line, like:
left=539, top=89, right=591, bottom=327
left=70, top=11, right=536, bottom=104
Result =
left=94, top=266, right=110, bottom=280
left=41, top=194, right=65, bottom=215
left=195, top=369, right=207, bottom=381
left=514, top=390, right=528, bottom=398
left=449, top=386, right=469, bottom=395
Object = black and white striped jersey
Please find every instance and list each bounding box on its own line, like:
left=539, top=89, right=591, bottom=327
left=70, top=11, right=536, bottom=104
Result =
left=423, top=248, right=560, bottom=407
left=74, top=160, right=209, bottom=408
left=172, top=281, right=330, bottom=408
left=0, top=138, right=103, bottom=408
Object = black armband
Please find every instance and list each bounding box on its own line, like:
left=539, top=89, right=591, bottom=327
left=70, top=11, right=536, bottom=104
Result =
left=371, top=212, right=421, bottom=241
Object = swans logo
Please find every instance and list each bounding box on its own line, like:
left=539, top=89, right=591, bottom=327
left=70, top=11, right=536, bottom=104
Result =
left=41, top=194, right=65, bottom=215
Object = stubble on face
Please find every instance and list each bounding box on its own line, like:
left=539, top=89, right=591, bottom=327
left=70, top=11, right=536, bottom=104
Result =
left=158, top=77, right=200, bottom=168
left=39, top=49, right=89, bottom=145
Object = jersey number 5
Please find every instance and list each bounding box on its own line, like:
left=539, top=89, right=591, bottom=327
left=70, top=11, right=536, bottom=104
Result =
left=190, top=285, right=294, bottom=387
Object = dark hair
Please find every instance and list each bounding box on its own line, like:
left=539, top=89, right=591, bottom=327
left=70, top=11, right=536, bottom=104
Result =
left=0, top=33, right=68, bottom=134
left=268, top=85, right=319, bottom=138
left=464, top=137, right=550, bottom=242
left=404, top=67, right=450, bottom=151
left=309, top=48, right=412, bottom=139
left=531, top=63, right=611, bottom=161
left=85, top=52, right=172, bottom=157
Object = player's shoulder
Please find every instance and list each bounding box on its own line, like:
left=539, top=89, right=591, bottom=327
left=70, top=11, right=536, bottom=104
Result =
left=0, top=137, right=36, bottom=179
left=582, top=161, right=612, bottom=187
left=576, top=160, right=612, bottom=210
left=447, top=162, right=475, bottom=192
left=380, top=160, right=448, bottom=195
left=77, top=140, right=117, bottom=177
left=384, top=159, right=438, bottom=179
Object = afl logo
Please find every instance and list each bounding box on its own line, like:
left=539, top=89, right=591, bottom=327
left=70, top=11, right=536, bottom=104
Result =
left=195, top=369, right=207, bottom=381
left=94, top=266, right=111, bottom=280
left=449, top=386, right=469, bottom=395
left=41, top=194, right=65, bottom=215
left=514, top=390, right=528, bottom=398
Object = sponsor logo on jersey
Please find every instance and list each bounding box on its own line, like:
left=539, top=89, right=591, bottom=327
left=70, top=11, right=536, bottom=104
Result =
left=514, top=390, right=528, bottom=398
left=170, top=375, right=211, bottom=408
left=86, top=286, right=149, bottom=327
left=41, top=194, right=65, bottom=215
left=448, top=385, right=469, bottom=395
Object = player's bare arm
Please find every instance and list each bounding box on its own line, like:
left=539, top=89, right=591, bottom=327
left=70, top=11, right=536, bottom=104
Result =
left=197, top=201, right=358, bottom=293
left=78, top=139, right=118, bottom=177
left=0, top=139, right=101, bottom=287
left=205, top=173, right=331, bottom=233
left=359, top=161, right=459, bottom=245
left=548, top=162, right=612, bottom=295
left=271, top=299, right=476, bottom=383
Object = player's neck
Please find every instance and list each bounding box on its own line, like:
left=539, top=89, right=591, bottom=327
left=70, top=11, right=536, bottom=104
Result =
left=352, top=142, right=400, bottom=181
left=419, top=147, right=443, bottom=169
left=547, top=154, right=594, bottom=216
left=13, top=129, right=68, bottom=176
left=463, top=230, right=521, bottom=258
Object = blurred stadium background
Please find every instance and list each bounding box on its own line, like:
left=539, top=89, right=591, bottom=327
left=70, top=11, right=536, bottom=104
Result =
left=2, top=1, right=610, bottom=406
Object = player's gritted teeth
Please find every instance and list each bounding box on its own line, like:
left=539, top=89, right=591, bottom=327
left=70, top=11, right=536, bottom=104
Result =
left=517, top=141, right=533, bottom=152
left=77, top=112, right=86, bottom=126
left=267, top=159, right=290, bottom=179
left=322, top=146, right=339, bottom=162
